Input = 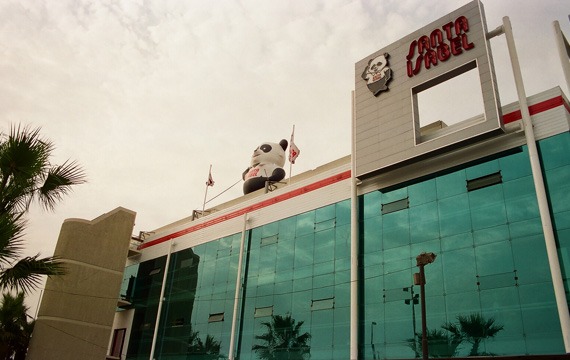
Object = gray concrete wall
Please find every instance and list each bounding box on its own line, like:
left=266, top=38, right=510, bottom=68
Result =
left=27, top=207, right=136, bottom=360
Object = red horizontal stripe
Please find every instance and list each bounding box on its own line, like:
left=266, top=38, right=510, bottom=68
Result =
left=502, top=96, right=567, bottom=124
left=142, top=96, right=569, bottom=249
left=140, top=170, right=352, bottom=249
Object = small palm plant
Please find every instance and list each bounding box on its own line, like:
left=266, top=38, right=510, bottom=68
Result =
left=442, top=313, right=504, bottom=356
left=252, top=314, right=311, bottom=360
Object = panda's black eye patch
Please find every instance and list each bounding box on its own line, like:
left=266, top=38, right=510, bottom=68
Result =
left=260, top=144, right=272, bottom=153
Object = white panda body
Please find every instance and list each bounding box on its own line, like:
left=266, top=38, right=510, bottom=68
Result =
left=242, top=139, right=288, bottom=194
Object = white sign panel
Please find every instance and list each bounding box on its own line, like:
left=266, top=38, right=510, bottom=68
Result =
left=354, top=0, right=503, bottom=179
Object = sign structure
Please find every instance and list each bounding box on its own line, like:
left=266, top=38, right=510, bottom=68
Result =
left=354, top=0, right=503, bottom=179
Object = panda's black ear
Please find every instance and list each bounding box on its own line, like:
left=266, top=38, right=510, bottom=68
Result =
left=279, top=139, right=288, bottom=151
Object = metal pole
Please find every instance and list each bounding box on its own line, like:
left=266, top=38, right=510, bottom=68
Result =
left=228, top=213, right=249, bottom=360
left=553, top=21, right=570, bottom=95
left=350, top=90, right=360, bottom=360
left=503, top=16, right=570, bottom=352
left=149, top=241, right=174, bottom=360
left=419, top=265, right=428, bottom=360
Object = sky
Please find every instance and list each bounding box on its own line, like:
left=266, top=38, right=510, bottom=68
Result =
left=0, top=0, right=569, bottom=314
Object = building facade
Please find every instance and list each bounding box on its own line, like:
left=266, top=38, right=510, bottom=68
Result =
left=111, top=87, right=570, bottom=359
left=110, top=1, right=570, bottom=359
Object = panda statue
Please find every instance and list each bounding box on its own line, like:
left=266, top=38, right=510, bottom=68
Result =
left=242, top=139, right=288, bottom=194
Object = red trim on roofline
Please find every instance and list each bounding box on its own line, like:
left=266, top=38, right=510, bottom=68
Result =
left=140, top=94, right=569, bottom=250
left=502, top=96, right=568, bottom=124
left=139, top=170, right=352, bottom=249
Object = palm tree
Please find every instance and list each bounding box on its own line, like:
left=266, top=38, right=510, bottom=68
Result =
left=442, top=313, right=504, bottom=356
left=0, top=125, right=86, bottom=292
left=0, top=292, right=35, bottom=360
left=252, top=314, right=311, bottom=360
left=187, top=325, right=224, bottom=359
left=407, top=329, right=462, bottom=358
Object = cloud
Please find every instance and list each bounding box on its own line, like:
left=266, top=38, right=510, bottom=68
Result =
left=0, top=0, right=568, bottom=314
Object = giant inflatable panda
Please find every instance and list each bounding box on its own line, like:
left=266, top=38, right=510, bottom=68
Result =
left=242, top=139, right=288, bottom=194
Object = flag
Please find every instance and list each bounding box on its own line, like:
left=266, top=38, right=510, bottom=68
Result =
left=206, top=167, right=215, bottom=187
left=289, top=127, right=300, bottom=164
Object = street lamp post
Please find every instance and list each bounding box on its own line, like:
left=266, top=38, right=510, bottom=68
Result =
left=415, top=252, right=437, bottom=360
left=371, top=321, right=377, bottom=360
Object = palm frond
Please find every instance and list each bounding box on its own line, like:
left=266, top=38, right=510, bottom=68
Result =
left=0, top=254, right=66, bottom=293
left=0, top=212, right=26, bottom=264
left=38, top=160, right=86, bottom=211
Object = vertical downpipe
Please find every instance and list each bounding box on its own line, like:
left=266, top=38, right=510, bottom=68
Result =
left=503, top=16, right=570, bottom=352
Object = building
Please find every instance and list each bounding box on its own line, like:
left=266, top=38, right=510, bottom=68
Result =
left=27, top=207, right=136, bottom=360
left=109, top=1, right=570, bottom=359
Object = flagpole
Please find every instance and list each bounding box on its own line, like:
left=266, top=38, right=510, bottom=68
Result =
left=288, top=125, right=295, bottom=184
left=202, top=164, right=212, bottom=215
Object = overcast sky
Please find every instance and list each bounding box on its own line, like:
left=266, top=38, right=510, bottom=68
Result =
left=1, top=0, right=569, bottom=313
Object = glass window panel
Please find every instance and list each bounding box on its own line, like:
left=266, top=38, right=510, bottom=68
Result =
left=380, top=187, right=408, bottom=204
left=274, top=293, right=293, bottom=315
left=554, top=210, right=570, bottom=232
left=254, top=306, right=273, bottom=318
left=408, top=178, right=437, bottom=206
left=334, top=224, right=351, bottom=259
left=278, top=216, right=297, bottom=241
left=409, top=201, right=439, bottom=244
left=275, top=241, right=294, bottom=273
left=556, top=228, right=570, bottom=285
left=475, top=241, right=514, bottom=276
left=260, top=234, right=278, bottom=246
left=293, top=269, right=312, bottom=292
left=465, top=159, right=500, bottom=180
left=314, top=259, right=334, bottom=276
left=445, top=291, right=481, bottom=319
left=313, top=276, right=334, bottom=300
left=468, top=185, right=507, bottom=230
left=261, top=221, right=279, bottom=237
left=336, top=199, right=351, bottom=226
left=473, top=225, right=509, bottom=247
left=545, top=165, right=570, bottom=214
left=441, top=231, right=473, bottom=252
left=362, top=191, right=381, bottom=219
left=442, top=247, right=477, bottom=294
left=512, top=234, right=551, bottom=285
left=518, top=283, right=561, bottom=337
left=314, top=229, right=334, bottom=264
left=383, top=209, right=410, bottom=249
left=438, top=193, right=471, bottom=237
left=466, top=171, right=502, bottom=192
left=294, top=234, right=314, bottom=268
left=436, top=169, right=466, bottom=199
left=208, top=312, right=224, bottom=323
left=311, top=297, right=335, bottom=311
left=258, top=244, right=277, bottom=272
left=315, top=203, right=335, bottom=223
left=538, top=132, right=570, bottom=170
left=296, top=211, right=315, bottom=236
left=381, top=197, right=409, bottom=215
left=363, top=215, right=382, bottom=253
left=315, top=218, right=335, bottom=232
left=503, top=176, right=539, bottom=222
left=499, top=147, right=531, bottom=181
left=509, top=218, right=542, bottom=239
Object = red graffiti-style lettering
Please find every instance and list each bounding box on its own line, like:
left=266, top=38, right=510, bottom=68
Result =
left=406, top=15, right=475, bottom=78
